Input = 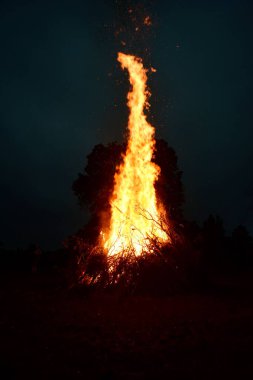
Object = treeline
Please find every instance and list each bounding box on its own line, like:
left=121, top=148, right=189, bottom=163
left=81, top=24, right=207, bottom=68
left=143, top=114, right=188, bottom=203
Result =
left=0, top=244, right=69, bottom=274
left=0, top=215, right=252, bottom=296
left=183, top=215, right=253, bottom=273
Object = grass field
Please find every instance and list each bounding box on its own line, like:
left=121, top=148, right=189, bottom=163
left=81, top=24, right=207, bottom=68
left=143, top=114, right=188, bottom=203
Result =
left=1, top=271, right=253, bottom=379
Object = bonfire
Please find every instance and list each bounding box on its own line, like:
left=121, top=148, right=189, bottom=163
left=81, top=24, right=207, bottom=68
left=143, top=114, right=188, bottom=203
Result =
left=70, top=52, right=178, bottom=289
left=102, top=52, right=171, bottom=258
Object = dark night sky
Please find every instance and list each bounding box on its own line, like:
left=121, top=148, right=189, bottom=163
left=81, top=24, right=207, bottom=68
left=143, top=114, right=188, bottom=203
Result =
left=0, top=0, right=252, bottom=249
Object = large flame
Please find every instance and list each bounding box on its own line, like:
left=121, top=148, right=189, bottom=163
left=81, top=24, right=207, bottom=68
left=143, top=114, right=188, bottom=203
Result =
left=103, top=52, right=170, bottom=256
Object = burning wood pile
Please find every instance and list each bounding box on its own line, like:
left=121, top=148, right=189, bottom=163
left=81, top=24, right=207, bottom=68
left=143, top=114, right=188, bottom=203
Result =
left=64, top=52, right=193, bottom=292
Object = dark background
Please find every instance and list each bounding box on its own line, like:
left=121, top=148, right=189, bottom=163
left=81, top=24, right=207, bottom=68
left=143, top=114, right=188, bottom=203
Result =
left=0, top=0, right=252, bottom=249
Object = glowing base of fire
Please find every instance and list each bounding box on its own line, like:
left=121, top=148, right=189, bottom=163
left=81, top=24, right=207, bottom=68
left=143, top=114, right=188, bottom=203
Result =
left=101, top=209, right=170, bottom=257
left=105, top=231, right=169, bottom=257
left=78, top=236, right=174, bottom=289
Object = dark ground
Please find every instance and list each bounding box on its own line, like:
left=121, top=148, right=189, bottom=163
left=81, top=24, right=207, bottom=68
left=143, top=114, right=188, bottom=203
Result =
left=1, top=270, right=253, bottom=380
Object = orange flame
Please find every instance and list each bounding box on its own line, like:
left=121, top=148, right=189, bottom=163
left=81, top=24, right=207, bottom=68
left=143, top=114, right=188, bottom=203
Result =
left=103, top=53, right=170, bottom=256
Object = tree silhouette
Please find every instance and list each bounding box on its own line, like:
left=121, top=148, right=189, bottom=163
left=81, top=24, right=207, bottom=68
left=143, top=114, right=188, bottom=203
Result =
left=154, top=139, right=184, bottom=222
left=72, top=139, right=184, bottom=244
left=231, top=225, right=253, bottom=266
left=201, top=214, right=225, bottom=265
left=232, top=225, right=252, bottom=248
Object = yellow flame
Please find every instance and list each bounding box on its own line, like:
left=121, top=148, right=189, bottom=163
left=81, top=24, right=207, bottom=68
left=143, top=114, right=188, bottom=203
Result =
left=103, top=53, right=169, bottom=256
